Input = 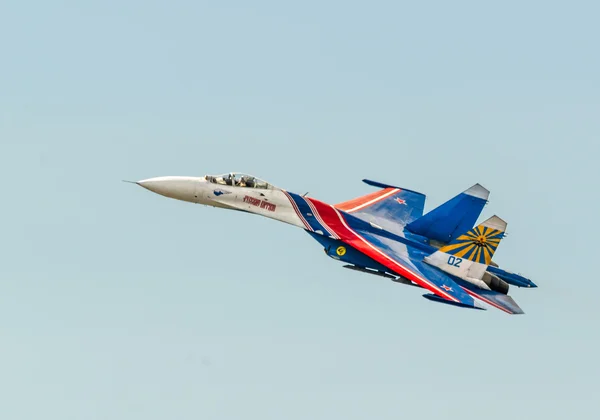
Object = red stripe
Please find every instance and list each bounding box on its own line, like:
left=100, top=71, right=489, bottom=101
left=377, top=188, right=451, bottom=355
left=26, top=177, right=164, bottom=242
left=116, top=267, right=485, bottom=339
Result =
left=461, top=287, right=513, bottom=314
left=306, top=198, right=460, bottom=303
left=335, top=188, right=399, bottom=212
left=303, top=197, right=339, bottom=239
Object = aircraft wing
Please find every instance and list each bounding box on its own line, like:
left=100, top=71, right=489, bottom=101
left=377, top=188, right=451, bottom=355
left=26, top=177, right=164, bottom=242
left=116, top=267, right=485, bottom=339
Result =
left=356, top=231, right=483, bottom=310
left=334, top=180, right=426, bottom=235
left=353, top=227, right=528, bottom=313
left=307, top=197, right=482, bottom=309
left=453, top=278, right=524, bottom=314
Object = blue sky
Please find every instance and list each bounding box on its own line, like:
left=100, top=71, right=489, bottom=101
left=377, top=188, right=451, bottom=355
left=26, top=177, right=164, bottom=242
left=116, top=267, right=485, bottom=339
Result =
left=1, top=1, right=599, bottom=419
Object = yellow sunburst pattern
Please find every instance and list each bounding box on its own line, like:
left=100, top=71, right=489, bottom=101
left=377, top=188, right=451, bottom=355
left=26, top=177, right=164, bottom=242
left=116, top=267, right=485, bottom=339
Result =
left=440, top=218, right=506, bottom=265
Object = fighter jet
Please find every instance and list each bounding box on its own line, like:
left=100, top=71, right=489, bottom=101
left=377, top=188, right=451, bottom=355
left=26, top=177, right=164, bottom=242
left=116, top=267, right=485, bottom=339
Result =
left=131, top=172, right=536, bottom=314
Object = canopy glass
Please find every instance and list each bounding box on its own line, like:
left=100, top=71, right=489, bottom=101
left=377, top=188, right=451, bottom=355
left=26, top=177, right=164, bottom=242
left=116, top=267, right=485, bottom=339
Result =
left=204, top=173, right=273, bottom=189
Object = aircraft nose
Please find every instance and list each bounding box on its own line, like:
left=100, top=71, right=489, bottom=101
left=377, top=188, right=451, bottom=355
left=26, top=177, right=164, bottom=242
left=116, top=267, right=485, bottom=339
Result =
left=136, top=176, right=198, bottom=203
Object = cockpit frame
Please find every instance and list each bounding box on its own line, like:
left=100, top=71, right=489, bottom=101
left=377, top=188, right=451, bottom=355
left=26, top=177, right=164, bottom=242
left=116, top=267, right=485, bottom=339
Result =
left=204, top=172, right=275, bottom=190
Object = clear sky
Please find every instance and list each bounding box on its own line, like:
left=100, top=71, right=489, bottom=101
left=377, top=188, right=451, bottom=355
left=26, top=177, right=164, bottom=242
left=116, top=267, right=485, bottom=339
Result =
left=1, top=1, right=599, bottom=419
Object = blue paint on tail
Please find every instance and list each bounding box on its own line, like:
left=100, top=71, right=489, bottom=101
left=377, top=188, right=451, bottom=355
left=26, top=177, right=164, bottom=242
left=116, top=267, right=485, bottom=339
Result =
left=406, top=184, right=489, bottom=243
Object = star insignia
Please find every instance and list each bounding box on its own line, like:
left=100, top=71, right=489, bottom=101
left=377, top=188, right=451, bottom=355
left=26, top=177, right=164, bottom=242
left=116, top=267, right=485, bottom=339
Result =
left=441, top=285, right=453, bottom=292
left=395, top=198, right=407, bottom=205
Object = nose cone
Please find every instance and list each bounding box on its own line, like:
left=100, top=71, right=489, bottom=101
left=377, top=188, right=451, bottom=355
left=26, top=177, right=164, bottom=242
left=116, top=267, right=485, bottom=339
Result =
left=137, top=176, right=198, bottom=203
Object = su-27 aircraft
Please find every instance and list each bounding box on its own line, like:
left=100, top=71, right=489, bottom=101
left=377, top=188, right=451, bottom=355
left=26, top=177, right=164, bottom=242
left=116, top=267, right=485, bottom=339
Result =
left=130, top=172, right=537, bottom=314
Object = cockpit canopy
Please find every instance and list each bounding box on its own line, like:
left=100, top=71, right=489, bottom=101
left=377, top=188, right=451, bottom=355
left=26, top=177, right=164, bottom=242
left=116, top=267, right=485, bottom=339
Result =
left=204, top=172, right=274, bottom=189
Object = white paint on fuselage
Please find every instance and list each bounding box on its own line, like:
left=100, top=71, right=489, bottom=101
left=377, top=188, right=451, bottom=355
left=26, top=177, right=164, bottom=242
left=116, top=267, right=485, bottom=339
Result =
left=197, top=178, right=305, bottom=227
left=137, top=176, right=306, bottom=229
left=137, top=176, right=198, bottom=203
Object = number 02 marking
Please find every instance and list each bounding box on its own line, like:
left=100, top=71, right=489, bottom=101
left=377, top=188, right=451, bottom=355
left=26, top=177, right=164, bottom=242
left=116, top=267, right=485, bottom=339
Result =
left=447, top=256, right=463, bottom=267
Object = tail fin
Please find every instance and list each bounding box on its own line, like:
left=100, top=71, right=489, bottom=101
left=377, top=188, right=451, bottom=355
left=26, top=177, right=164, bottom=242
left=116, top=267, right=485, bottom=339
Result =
left=423, top=216, right=507, bottom=284
left=335, top=179, right=426, bottom=233
left=422, top=215, right=523, bottom=314
left=406, top=184, right=489, bottom=243
left=441, top=215, right=506, bottom=265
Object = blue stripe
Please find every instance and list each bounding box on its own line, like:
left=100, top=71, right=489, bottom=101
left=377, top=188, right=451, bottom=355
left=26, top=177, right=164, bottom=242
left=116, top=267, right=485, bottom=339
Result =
left=286, top=191, right=330, bottom=234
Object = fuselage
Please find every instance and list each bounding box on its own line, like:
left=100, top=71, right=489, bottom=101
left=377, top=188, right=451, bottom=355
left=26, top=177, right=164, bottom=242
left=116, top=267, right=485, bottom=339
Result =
left=137, top=174, right=310, bottom=229
left=135, top=173, right=535, bottom=290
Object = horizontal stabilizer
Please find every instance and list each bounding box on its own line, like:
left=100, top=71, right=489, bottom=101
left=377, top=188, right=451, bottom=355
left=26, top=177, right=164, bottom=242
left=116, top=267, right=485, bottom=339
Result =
left=335, top=181, right=426, bottom=234
left=456, top=279, right=525, bottom=314
left=406, top=183, right=489, bottom=243
left=488, top=266, right=537, bottom=288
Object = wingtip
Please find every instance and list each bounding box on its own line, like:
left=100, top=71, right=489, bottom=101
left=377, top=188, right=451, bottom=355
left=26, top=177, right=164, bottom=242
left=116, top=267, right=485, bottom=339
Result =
left=362, top=179, right=426, bottom=197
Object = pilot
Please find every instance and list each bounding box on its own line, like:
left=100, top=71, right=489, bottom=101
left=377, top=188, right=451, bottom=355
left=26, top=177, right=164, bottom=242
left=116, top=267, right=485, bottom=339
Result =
left=224, top=174, right=234, bottom=186
left=245, top=177, right=256, bottom=188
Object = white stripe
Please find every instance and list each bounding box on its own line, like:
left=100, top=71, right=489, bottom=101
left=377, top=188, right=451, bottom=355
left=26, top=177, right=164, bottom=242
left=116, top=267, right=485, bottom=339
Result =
left=346, top=189, right=399, bottom=213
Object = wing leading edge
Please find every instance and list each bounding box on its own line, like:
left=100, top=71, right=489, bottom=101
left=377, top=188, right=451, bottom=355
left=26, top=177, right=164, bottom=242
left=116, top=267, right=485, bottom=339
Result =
left=335, top=180, right=426, bottom=235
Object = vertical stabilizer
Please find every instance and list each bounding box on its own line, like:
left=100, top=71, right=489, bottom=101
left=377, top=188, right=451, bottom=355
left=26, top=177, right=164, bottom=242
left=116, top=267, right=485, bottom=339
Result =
left=440, top=215, right=506, bottom=265
left=423, top=215, right=507, bottom=285
left=406, top=184, right=489, bottom=243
